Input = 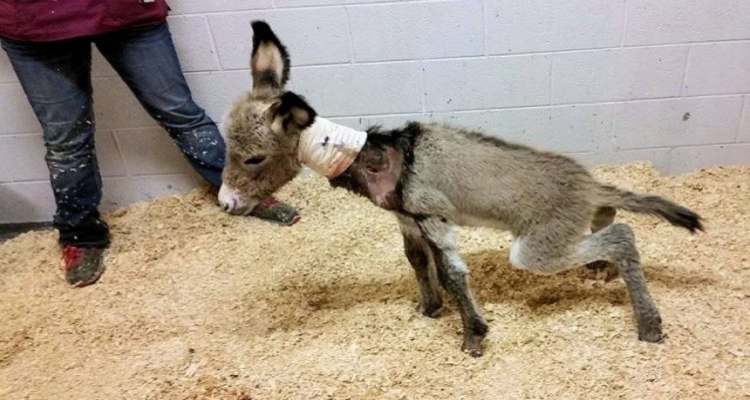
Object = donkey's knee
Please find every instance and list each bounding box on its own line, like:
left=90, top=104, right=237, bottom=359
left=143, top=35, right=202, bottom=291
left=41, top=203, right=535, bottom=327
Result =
left=403, top=235, right=429, bottom=270
left=602, top=223, right=639, bottom=262
left=610, top=222, right=634, bottom=239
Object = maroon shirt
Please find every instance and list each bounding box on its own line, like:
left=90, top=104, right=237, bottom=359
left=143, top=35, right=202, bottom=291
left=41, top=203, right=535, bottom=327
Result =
left=0, top=0, right=170, bottom=42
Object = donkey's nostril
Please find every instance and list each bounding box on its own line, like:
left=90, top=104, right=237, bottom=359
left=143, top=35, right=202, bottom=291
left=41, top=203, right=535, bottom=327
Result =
left=218, top=184, right=250, bottom=215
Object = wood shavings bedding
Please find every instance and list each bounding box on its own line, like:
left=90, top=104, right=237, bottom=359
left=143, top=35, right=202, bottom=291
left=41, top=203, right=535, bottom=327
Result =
left=0, top=162, right=748, bottom=400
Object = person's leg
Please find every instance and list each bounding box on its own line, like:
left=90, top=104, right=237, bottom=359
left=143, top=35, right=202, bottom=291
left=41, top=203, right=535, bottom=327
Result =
left=94, top=23, right=224, bottom=187
left=2, top=37, right=108, bottom=286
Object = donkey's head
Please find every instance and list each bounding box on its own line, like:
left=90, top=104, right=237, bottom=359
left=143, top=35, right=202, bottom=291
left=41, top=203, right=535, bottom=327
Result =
left=219, top=21, right=316, bottom=215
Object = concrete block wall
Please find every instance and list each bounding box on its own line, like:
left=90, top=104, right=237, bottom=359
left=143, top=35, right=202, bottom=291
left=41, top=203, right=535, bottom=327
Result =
left=1, top=0, right=750, bottom=222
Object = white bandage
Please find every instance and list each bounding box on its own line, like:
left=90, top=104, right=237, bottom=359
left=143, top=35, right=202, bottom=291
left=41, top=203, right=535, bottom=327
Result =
left=298, top=117, right=368, bottom=179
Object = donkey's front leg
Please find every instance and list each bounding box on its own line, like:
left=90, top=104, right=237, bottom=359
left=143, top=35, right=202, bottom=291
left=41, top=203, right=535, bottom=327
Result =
left=398, top=216, right=443, bottom=317
left=416, top=216, right=488, bottom=357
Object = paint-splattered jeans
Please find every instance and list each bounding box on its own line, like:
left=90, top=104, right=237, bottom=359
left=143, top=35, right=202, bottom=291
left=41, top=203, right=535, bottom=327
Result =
left=1, top=23, right=225, bottom=248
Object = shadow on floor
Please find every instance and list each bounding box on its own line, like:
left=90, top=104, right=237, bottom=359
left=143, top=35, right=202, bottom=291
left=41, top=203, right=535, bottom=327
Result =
left=0, top=222, right=53, bottom=243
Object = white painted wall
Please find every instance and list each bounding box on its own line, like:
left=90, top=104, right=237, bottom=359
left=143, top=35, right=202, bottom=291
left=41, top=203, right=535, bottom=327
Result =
left=1, top=0, right=749, bottom=222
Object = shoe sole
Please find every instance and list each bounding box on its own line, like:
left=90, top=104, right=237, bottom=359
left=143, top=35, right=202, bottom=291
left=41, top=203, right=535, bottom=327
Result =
left=258, top=214, right=301, bottom=227
left=70, top=263, right=106, bottom=288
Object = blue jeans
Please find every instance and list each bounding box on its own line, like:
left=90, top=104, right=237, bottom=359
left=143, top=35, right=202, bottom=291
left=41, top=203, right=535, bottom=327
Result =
left=1, top=23, right=225, bottom=248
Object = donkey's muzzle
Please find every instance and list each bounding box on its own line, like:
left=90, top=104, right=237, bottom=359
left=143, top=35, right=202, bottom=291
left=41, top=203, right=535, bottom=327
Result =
left=218, top=184, right=255, bottom=216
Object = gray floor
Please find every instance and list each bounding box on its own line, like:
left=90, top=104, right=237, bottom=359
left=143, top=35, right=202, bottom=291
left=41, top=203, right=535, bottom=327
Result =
left=0, top=222, right=53, bottom=243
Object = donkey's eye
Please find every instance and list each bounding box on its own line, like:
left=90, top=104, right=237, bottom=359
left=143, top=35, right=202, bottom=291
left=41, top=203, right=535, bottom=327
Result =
left=244, top=156, right=266, bottom=165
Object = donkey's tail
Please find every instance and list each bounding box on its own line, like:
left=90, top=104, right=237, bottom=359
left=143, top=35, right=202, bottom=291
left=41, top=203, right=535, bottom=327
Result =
left=596, top=185, right=704, bottom=233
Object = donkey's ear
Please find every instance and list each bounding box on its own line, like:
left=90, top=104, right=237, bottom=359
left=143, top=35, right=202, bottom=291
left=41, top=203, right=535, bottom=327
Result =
left=269, top=92, right=317, bottom=133
left=250, top=20, right=290, bottom=98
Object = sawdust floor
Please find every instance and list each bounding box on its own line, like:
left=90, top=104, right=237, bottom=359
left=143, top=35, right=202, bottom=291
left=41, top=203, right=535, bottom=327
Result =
left=0, top=163, right=748, bottom=400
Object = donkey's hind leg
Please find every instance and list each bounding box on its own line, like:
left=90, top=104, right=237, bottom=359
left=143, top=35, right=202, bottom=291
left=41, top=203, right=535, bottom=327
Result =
left=578, top=223, right=662, bottom=342
left=510, top=222, right=663, bottom=342
left=584, top=206, right=618, bottom=280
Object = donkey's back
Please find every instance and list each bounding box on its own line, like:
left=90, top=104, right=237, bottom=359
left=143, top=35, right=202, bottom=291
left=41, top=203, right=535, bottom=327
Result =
left=401, top=122, right=600, bottom=236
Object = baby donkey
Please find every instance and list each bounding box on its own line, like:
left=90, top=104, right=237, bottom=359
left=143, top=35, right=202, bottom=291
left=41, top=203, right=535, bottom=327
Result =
left=219, top=21, right=703, bottom=357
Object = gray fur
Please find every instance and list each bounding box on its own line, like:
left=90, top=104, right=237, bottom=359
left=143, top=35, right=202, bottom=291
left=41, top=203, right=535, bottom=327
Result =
left=219, top=21, right=703, bottom=357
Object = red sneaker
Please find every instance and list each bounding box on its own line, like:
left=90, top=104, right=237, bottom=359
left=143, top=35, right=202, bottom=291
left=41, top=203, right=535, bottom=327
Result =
left=60, top=246, right=106, bottom=288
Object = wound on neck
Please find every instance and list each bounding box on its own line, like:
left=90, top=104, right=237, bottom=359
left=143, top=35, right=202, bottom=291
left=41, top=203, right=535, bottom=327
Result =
left=330, top=142, right=405, bottom=211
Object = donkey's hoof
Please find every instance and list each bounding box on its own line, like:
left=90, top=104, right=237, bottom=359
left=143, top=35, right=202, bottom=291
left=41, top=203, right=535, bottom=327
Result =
left=416, top=302, right=443, bottom=318
left=461, top=335, right=485, bottom=357
left=583, top=261, right=618, bottom=281
left=638, top=316, right=664, bottom=343
left=639, top=331, right=664, bottom=343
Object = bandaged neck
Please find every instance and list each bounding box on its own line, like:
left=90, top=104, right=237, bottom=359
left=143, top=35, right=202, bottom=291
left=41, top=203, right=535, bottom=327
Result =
left=298, top=117, right=368, bottom=179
